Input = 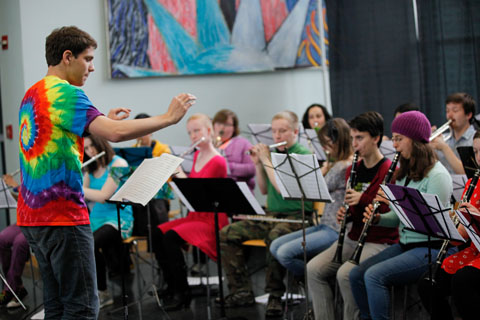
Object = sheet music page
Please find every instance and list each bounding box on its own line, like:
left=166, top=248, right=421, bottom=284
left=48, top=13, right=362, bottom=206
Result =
left=451, top=174, right=467, bottom=202
left=291, top=154, right=332, bottom=202
left=455, top=209, right=480, bottom=251
left=247, top=124, right=274, bottom=145
left=304, top=129, right=327, bottom=161
left=169, top=181, right=195, bottom=212
left=380, top=185, right=414, bottom=228
left=271, top=153, right=302, bottom=199
left=170, top=145, right=194, bottom=174
left=110, top=153, right=183, bottom=206
left=0, top=180, right=17, bottom=209
left=379, top=140, right=396, bottom=162
left=237, top=182, right=265, bottom=215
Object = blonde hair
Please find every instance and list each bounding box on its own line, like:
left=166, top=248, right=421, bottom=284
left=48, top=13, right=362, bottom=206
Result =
left=187, top=113, right=214, bottom=139
left=272, top=111, right=299, bottom=130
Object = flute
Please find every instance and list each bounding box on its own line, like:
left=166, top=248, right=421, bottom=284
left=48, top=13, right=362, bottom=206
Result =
left=180, top=137, right=205, bottom=158
left=82, top=151, right=106, bottom=168
left=429, top=119, right=452, bottom=142
left=246, top=141, right=287, bottom=154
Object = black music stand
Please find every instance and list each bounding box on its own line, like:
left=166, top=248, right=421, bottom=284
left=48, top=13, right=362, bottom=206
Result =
left=270, top=152, right=332, bottom=319
left=380, top=184, right=464, bottom=284
left=457, top=146, right=477, bottom=179
left=170, top=178, right=264, bottom=320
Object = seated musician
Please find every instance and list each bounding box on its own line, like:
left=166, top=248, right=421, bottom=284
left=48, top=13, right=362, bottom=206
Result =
left=212, top=109, right=256, bottom=192
left=349, top=111, right=454, bottom=320
left=83, top=135, right=133, bottom=309
left=219, top=111, right=313, bottom=318
left=417, top=130, right=480, bottom=320
left=307, top=111, right=398, bottom=320
left=301, top=103, right=331, bottom=130
left=270, top=118, right=353, bottom=278
left=430, top=93, right=476, bottom=174
left=151, top=113, right=228, bottom=311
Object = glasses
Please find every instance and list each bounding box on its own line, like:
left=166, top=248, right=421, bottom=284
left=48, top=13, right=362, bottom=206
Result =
left=391, top=136, right=403, bottom=143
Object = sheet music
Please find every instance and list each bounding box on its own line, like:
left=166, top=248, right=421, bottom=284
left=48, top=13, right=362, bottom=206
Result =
left=247, top=123, right=274, bottom=145
left=110, top=153, right=183, bottom=206
left=299, top=129, right=327, bottom=161
left=237, top=182, right=265, bottom=215
left=379, top=140, right=396, bottom=162
left=381, top=184, right=463, bottom=241
left=170, top=145, right=194, bottom=174
left=0, top=180, right=17, bottom=209
left=456, top=208, right=480, bottom=251
left=169, top=181, right=195, bottom=212
left=451, top=174, right=467, bottom=202
left=271, top=153, right=332, bottom=202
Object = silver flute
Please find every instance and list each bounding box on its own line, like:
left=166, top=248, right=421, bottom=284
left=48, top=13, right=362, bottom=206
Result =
left=429, top=119, right=452, bottom=142
left=246, top=141, right=287, bottom=154
left=82, top=151, right=106, bottom=168
left=180, top=137, right=205, bottom=158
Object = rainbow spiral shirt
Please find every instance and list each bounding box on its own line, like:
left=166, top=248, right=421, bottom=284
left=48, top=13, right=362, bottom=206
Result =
left=18, top=75, right=102, bottom=226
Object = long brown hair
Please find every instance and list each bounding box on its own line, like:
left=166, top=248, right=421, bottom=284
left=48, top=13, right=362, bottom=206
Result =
left=395, top=140, right=437, bottom=182
left=319, top=118, right=353, bottom=161
left=212, top=109, right=240, bottom=137
left=84, top=135, right=115, bottom=174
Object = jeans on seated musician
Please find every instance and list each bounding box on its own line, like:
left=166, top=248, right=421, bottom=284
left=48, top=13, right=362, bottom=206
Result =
left=219, top=111, right=313, bottom=317
left=83, top=135, right=134, bottom=309
left=430, top=93, right=476, bottom=175
left=307, top=111, right=399, bottom=320
left=349, top=111, right=455, bottom=320
left=417, top=130, right=480, bottom=320
left=151, top=113, right=228, bottom=311
left=270, top=118, right=353, bottom=277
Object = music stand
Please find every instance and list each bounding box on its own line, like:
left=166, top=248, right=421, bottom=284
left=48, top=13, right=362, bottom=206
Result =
left=300, top=128, right=327, bottom=162
left=170, top=145, right=195, bottom=174
left=247, top=123, right=274, bottom=145
left=170, top=178, right=264, bottom=320
left=380, top=184, right=464, bottom=285
left=457, top=146, right=477, bottom=179
left=0, top=180, right=26, bottom=310
left=107, top=154, right=183, bottom=320
left=451, top=175, right=468, bottom=203
left=270, top=152, right=332, bottom=319
left=455, top=208, right=480, bottom=252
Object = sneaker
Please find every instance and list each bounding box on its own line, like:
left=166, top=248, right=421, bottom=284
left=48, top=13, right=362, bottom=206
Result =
left=6, top=287, right=27, bottom=309
left=265, top=295, right=283, bottom=318
left=0, top=290, right=13, bottom=306
left=98, top=290, right=114, bottom=309
left=215, top=290, right=255, bottom=308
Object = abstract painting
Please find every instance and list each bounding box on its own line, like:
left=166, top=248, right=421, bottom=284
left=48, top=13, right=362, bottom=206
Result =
left=105, top=0, right=328, bottom=78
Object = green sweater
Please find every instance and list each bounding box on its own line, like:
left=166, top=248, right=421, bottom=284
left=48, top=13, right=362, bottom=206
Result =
left=378, top=161, right=452, bottom=244
left=266, top=143, right=314, bottom=214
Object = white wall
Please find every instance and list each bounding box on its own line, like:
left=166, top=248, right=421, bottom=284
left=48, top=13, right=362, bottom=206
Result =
left=0, top=0, right=329, bottom=215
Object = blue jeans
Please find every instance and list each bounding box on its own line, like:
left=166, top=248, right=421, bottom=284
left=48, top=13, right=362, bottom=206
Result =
left=21, top=225, right=99, bottom=320
left=270, top=224, right=338, bottom=277
left=349, top=243, right=456, bottom=320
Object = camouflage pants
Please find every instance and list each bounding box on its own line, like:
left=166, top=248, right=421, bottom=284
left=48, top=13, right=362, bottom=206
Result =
left=220, top=214, right=304, bottom=298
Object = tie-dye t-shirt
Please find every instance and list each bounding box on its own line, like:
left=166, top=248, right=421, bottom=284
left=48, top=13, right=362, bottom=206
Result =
left=18, top=75, right=102, bottom=226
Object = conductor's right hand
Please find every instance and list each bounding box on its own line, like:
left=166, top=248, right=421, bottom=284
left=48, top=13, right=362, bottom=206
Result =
left=165, top=93, right=197, bottom=125
left=336, top=206, right=347, bottom=224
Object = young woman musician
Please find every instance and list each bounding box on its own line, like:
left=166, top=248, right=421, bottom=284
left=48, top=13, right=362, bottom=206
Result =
left=83, top=135, right=134, bottom=309
left=212, top=109, right=255, bottom=191
left=417, top=130, right=480, bottom=320
left=302, top=103, right=331, bottom=130
left=269, top=118, right=353, bottom=277
left=349, top=111, right=454, bottom=320
left=152, top=113, right=227, bottom=311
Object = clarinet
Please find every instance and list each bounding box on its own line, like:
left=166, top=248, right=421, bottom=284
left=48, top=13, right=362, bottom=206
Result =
left=332, top=151, right=359, bottom=263
left=429, top=168, right=480, bottom=281
left=348, top=152, right=400, bottom=265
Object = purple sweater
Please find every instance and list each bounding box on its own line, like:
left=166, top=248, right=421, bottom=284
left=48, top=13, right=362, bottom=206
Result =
left=222, top=136, right=256, bottom=191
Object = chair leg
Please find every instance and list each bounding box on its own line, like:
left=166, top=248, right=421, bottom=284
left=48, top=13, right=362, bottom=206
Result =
left=132, top=241, right=143, bottom=320
left=206, top=259, right=212, bottom=320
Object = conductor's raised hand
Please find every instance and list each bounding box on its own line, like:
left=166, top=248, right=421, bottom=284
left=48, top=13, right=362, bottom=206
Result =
left=336, top=206, right=347, bottom=224
left=165, top=93, right=196, bottom=125
left=107, top=107, right=131, bottom=120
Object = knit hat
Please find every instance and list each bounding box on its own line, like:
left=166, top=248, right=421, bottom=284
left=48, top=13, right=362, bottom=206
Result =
left=391, top=111, right=431, bottom=143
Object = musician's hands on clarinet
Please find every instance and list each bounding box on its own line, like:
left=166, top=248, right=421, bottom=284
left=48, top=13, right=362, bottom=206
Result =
left=344, top=189, right=362, bottom=206
left=363, top=203, right=381, bottom=225
left=107, top=107, right=131, bottom=120
left=336, top=206, right=347, bottom=224
left=165, top=93, right=197, bottom=125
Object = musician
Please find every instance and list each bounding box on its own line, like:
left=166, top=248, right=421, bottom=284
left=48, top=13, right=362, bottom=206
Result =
left=0, top=174, right=29, bottom=308
left=18, top=26, right=194, bottom=318
left=212, top=109, right=255, bottom=191
left=349, top=111, right=453, bottom=320
left=302, top=103, right=331, bottom=130
left=307, top=111, right=398, bottom=320
left=417, top=130, right=480, bottom=320
left=270, top=118, right=353, bottom=278
left=83, top=135, right=133, bottom=309
left=220, top=111, right=313, bottom=317
left=431, top=92, right=476, bottom=174
left=152, top=113, right=227, bottom=311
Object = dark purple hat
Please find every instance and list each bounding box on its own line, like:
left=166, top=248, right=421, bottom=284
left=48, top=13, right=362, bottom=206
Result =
left=391, top=111, right=431, bottom=143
